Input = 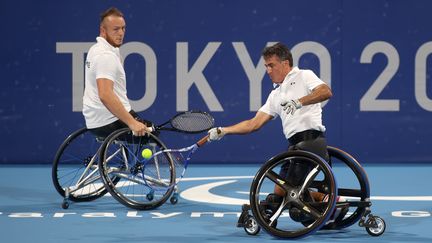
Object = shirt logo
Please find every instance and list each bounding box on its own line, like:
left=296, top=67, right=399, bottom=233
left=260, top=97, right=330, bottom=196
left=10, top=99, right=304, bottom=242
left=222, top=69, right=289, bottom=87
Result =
left=85, top=61, right=91, bottom=68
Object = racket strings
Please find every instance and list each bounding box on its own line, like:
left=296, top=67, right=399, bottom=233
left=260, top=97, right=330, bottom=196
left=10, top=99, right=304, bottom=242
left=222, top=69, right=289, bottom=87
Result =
left=169, top=151, right=187, bottom=173
left=149, top=150, right=191, bottom=186
left=171, top=112, right=214, bottom=133
left=142, top=152, right=175, bottom=191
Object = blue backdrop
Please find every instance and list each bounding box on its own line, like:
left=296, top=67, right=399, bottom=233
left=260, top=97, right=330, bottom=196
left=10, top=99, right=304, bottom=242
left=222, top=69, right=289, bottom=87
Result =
left=1, top=0, right=431, bottom=164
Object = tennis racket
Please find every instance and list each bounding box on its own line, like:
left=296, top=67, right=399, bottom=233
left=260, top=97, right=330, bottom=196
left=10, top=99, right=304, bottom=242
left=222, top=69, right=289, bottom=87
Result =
left=151, top=111, right=214, bottom=134
left=140, top=130, right=220, bottom=195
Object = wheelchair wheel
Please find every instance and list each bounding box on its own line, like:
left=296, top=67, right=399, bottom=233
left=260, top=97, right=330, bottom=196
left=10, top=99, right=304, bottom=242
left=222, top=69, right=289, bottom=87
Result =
left=366, top=215, right=386, bottom=236
left=244, top=215, right=261, bottom=235
left=249, top=150, right=337, bottom=239
left=99, top=128, right=176, bottom=210
left=52, top=128, right=112, bottom=202
left=321, top=146, right=370, bottom=230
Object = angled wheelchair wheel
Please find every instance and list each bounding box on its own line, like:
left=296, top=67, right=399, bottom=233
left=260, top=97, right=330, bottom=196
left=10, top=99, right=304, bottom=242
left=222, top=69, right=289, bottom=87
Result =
left=366, top=215, right=386, bottom=236
left=321, top=146, right=370, bottom=230
left=249, top=150, right=337, bottom=239
left=52, top=128, right=112, bottom=202
left=99, top=128, right=176, bottom=210
left=244, top=215, right=261, bottom=235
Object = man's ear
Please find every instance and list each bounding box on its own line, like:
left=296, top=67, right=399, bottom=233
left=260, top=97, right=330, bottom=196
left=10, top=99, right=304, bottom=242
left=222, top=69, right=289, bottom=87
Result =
left=99, top=25, right=106, bottom=38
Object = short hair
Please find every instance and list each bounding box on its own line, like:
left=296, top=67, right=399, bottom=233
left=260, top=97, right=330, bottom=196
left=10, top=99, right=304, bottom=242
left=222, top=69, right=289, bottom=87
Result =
left=262, top=42, right=293, bottom=67
left=100, top=7, right=124, bottom=24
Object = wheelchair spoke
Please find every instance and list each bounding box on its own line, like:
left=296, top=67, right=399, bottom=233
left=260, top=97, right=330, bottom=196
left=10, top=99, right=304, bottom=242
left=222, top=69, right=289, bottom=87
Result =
left=269, top=197, right=288, bottom=225
left=295, top=200, right=322, bottom=219
left=265, top=170, right=294, bottom=193
left=70, top=172, right=102, bottom=194
left=299, top=165, right=320, bottom=195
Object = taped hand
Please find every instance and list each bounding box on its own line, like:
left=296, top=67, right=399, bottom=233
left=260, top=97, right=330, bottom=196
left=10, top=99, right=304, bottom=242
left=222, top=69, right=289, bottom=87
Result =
left=280, top=99, right=302, bottom=115
left=207, top=127, right=225, bottom=141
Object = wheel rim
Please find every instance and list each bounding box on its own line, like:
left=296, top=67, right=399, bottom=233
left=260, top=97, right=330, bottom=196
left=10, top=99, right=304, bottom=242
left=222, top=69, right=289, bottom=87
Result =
left=368, top=217, right=385, bottom=235
left=99, top=129, right=175, bottom=210
left=324, top=146, right=370, bottom=229
left=245, top=217, right=259, bottom=234
left=249, top=150, right=337, bottom=239
left=52, top=128, right=107, bottom=202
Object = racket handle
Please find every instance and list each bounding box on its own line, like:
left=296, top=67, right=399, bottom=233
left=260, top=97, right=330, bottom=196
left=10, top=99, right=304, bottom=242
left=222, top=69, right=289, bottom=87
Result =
left=197, top=135, right=210, bottom=147
left=197, top=127, right=222, bottom=146
left=149, top=126, right=155, bottom=132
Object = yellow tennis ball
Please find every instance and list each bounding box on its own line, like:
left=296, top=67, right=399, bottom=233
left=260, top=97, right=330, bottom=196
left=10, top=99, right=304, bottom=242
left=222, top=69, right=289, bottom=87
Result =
left=141, top=148, right=153, bottom=159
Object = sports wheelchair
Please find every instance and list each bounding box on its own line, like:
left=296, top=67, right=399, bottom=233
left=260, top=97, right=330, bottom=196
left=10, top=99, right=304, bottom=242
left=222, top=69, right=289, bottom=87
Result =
left=237, top=146, right=386, bottom=238
left=52, top=127, right=176, bottom=210
left=52, top=111, right=214, bottom=210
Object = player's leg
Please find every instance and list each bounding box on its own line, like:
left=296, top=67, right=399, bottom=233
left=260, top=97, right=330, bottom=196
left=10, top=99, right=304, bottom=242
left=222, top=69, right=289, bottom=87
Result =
left=295, top=137, right=349, bottom=224
left=249, top=150, right=337, bottom=239
left=293, top=136, right=329, bottom=200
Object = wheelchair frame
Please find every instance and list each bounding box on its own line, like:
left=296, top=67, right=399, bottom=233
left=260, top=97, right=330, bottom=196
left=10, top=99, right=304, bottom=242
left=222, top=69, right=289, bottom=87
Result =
left=237, top=146, right=386, bottom=238
left=52, top=127, right=178, bottom=210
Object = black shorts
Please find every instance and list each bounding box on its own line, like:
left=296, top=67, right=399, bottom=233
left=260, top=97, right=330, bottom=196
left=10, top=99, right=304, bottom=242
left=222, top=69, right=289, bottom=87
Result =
left=288, top=129, right=329, bottom=162
left=88, top=110, right=154, bottom=139
left=280, top=130, right=330, bottom=186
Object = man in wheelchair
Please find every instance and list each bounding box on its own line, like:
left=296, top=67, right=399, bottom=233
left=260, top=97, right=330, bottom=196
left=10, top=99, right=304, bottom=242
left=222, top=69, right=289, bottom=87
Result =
left=207, top=42, right=347, bottom=223
left=82, top=7, right=154, bottom=139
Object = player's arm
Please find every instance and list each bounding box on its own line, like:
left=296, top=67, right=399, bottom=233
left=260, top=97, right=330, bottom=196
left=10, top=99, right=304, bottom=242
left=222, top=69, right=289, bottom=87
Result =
left=281, top=83, right=332, bottom=115
left=298, top=83, right=332, bottom=106
left=208, top=111, right=273, bottom=141
left=223, top=111, right=273, bottom=135
left=97, top=78, right=149, bottom=136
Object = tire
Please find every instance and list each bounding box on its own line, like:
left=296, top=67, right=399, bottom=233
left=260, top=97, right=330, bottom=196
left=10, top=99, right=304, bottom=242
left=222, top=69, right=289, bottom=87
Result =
left=244, top=215, right=261, bottom=235
left=322, top=146, right=370, bottom=230
left=52, top=128, right=111, bottom=202
left=366, top=216, right=386, bottom=236
left=249, top=150, right=337, bottom=239
left=99, top=128, right=176, bottom=210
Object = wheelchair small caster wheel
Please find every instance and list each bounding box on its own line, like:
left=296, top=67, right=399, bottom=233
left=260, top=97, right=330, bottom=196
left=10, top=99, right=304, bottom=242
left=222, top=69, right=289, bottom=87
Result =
left=61, top=200, right=69, bottom=209
left=146, top=192, right=154, bottom=201
left=244, top=215, right=260, bottom=235
left=366, top=216, right=386, bottom=236
left=170, top=194, right=178, bottom=204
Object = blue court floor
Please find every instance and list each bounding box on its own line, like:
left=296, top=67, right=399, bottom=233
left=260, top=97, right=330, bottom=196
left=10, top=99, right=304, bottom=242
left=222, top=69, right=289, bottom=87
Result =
left=0, top=163, right=431, bottom=243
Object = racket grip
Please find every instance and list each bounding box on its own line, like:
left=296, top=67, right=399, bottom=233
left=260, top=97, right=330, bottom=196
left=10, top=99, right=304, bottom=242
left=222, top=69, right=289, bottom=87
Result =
left=197, top=135, right=210, bottom=147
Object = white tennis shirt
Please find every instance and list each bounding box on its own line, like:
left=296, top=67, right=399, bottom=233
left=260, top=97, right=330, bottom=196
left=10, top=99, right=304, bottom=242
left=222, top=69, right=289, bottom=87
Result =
left=259, top=67, right=326, bottom=139
left=82, top=37, right=131, bottom=129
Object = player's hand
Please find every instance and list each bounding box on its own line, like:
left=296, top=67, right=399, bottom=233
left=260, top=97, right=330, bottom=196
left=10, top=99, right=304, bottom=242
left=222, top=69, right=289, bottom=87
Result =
left=130, top=120, right=151, bottom=136
left=208, top=127, right=225, bottom=141
left=280, top=99, right=302, bottom=115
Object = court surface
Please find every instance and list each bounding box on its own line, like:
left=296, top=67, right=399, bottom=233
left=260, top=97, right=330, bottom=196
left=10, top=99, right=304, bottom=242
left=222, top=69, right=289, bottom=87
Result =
left=0, top=163, right=431, bottom=243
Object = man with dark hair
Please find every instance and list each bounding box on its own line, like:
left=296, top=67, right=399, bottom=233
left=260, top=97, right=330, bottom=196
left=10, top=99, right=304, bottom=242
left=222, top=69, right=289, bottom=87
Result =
left=83, top=7, right=152, bottom=138
left=208, top=42, right=342, bottom=220
left=209, top=42, right=331, bottom=166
